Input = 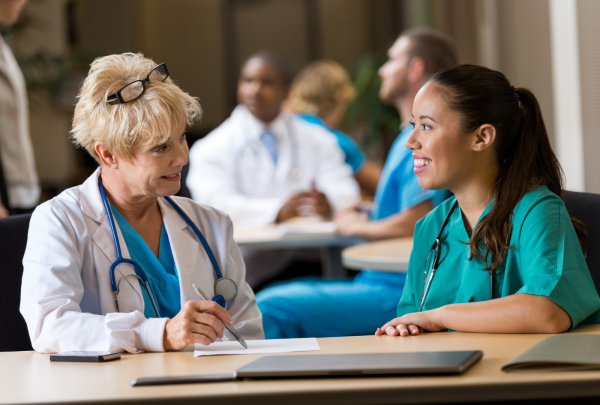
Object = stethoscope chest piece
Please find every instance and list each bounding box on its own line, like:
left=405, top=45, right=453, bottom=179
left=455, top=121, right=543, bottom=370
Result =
left=290, top=167, right=303, bottom=180
left=215, top=277, right=238, bottom=302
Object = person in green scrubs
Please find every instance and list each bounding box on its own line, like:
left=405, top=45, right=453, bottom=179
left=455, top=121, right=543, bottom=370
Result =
left=376, top=64, right=600, bottom=337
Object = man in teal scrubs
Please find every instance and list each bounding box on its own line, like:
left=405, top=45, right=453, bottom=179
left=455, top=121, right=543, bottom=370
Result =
left=256, top=28, right=458, bottom=338
left=398, top=187, right=600, bottom=327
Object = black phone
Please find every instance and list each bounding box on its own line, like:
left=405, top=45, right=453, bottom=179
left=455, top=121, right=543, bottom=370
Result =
left=50, top=351, right=121, bottom=363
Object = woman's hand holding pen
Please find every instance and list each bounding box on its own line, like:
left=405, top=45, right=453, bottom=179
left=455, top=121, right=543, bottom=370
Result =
left=163, top=300, right=233, bottom=351
left=375, top=309, right=445, bottom=337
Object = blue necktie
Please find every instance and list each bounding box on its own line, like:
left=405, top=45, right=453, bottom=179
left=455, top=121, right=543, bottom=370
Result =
left=260, top=130, right=278, bottom=165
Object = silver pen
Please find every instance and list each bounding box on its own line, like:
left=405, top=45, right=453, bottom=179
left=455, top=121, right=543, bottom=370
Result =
left=191, top=283, right=248, bottom=349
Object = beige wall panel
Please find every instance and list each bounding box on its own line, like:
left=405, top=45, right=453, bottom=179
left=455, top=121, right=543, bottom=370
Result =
left=14, top=0, right=74, bottom=184
left=28, top=95, right=73, bottom=184
left=578, top=0, right=600, bottom=193
left=132, top=0, right=227, bottom=130
left=233, top=0, right=309, bottom=74
left=497, top=0, right=555, bottom=147
left=79, top=0, right=137, bottom=56
left=318, top=0, right=373, bottom=66
left=403, top=0, right=479, bottom=65
left=14, top=0, right=67, bottom=55
left=434, top=0, right=478, bottom=64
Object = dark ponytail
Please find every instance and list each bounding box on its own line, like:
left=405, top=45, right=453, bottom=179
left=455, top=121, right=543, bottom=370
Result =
left=430, top=64, right=586, bottom=273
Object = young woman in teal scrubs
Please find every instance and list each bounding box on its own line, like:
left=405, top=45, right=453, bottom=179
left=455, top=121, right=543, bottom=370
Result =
left=376, top=64, right=600, bottom=337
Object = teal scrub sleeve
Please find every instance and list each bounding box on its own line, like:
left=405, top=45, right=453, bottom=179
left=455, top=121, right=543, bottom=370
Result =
left=516, top=195, right=600, bottom=328
left=396, top=218, right=425, bottom=317
left=333, top=129, right=366, bottom=173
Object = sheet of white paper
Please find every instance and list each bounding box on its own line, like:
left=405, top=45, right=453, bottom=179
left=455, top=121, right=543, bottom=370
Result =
left=278, top=222, right=336, bottom=236
left=194, top=338, right=321, bottom=357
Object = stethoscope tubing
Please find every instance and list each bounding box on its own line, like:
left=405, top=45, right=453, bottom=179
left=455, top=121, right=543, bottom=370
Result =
left=419, top=200, right=459, bottom=312
left=163, top=196, right=224, bottom=279
left=419, top=199, right=496, bottom=312
left=98, top=175, right=236, bottom=317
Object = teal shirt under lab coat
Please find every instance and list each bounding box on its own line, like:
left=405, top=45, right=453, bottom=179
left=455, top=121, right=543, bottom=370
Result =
left=398, top=186, right=600, bottom=328
left=112, top=206, right=181, bottom=319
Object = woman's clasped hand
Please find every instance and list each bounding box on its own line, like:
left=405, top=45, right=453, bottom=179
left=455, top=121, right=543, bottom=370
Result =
left=375, top=310, right=443, bottom=337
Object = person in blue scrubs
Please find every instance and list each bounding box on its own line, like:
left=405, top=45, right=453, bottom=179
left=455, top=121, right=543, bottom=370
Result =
left=298, top=113, right=366, bottom=176
left=288, top=60, right=381, bottom=195
left=256, top=29, right=458, bottom=338
left=377, top=64, right=600, bottom=338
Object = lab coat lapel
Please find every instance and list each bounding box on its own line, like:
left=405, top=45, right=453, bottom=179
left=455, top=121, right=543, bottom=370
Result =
left=93, top=219, right=144, bottom=313
left=159, top=198, right=199, bottom=305
left=79, top=168, right=145, bottom=313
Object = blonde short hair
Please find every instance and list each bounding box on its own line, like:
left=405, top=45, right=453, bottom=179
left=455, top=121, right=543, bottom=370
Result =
left=288, top=60, right=356, bottom=118
left=70, top=53, right=202, bottom=162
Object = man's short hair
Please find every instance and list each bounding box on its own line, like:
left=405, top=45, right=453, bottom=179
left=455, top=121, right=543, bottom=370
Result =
left=244, top=51, right=295, bottom=86
left=401, top=28, right=458, bottom=76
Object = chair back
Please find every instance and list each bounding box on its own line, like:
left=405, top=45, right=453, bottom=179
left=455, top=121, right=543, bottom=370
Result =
left=0, top=214, right=33, bottom=352
left=176, top=164, right=192, bottom=198
left=562, top=191, right=600, bottom=295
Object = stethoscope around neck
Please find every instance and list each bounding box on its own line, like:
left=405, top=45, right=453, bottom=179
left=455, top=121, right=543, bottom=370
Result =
left=419, top=199, right=495, bottom=312
left=98, top=176, right=238, bottom=317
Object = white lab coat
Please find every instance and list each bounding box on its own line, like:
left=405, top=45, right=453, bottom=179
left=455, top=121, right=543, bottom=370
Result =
left=187, top=105, right=360, bottom=228
left=20, top=169, right=264, bottom=354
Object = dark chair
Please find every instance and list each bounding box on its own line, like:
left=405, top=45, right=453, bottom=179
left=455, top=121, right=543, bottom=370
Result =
left=562, top=191, right=600, bottom=294
left=176, top=163, right=192, bottom=199
left=0, top=214, right=33, bottom=352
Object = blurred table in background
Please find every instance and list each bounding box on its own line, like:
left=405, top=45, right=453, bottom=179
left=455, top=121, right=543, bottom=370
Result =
left=234, top=219, right=360, bottom=278
left=342, top=237, right=413, bottom=272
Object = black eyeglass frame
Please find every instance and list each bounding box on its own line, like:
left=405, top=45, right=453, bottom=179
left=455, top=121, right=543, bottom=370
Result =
left=106, top=63, right=169, bottom=105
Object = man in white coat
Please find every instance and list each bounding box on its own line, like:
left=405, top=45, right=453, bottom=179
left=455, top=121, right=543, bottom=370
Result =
left=0, top=0, right=40, bottom=216
left=187, top=52, right=360, bottom=287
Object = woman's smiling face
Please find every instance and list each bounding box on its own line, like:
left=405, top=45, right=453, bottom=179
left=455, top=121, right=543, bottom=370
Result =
left=405, top=82, right=474, bottom=191
left=117, top=122, right=189, bottom=199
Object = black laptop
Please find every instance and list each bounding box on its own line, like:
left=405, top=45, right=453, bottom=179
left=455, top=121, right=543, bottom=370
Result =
left=131, top=351, right=483, bottom=386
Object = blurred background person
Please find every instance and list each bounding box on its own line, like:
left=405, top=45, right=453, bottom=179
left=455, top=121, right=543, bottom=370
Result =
left=256, top=28, right=457, bottom=339
left=187, top=52, right=360, bottom=288
left=334, top=28, right=456, bottom=240
left=0, top=0, right=39, bottom=216
left=288, top=60, right=381, bottom=196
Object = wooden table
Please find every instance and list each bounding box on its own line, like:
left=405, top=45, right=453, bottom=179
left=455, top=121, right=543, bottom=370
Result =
left=234, top=221, right=360, bottom=278
left=342, top=237, right=413, bottom=272
left=4, top=326, right=600, bottom=405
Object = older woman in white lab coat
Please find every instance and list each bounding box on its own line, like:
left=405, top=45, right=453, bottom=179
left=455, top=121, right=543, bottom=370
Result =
left=20, top=53, right=263, bottom=354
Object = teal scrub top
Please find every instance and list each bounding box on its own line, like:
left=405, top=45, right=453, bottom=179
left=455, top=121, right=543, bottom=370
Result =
left=112, top=206, right=181, bottom=319
left=297, top=114, right=366, bottom=173
left=398, top=186, right=600, bottom=328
